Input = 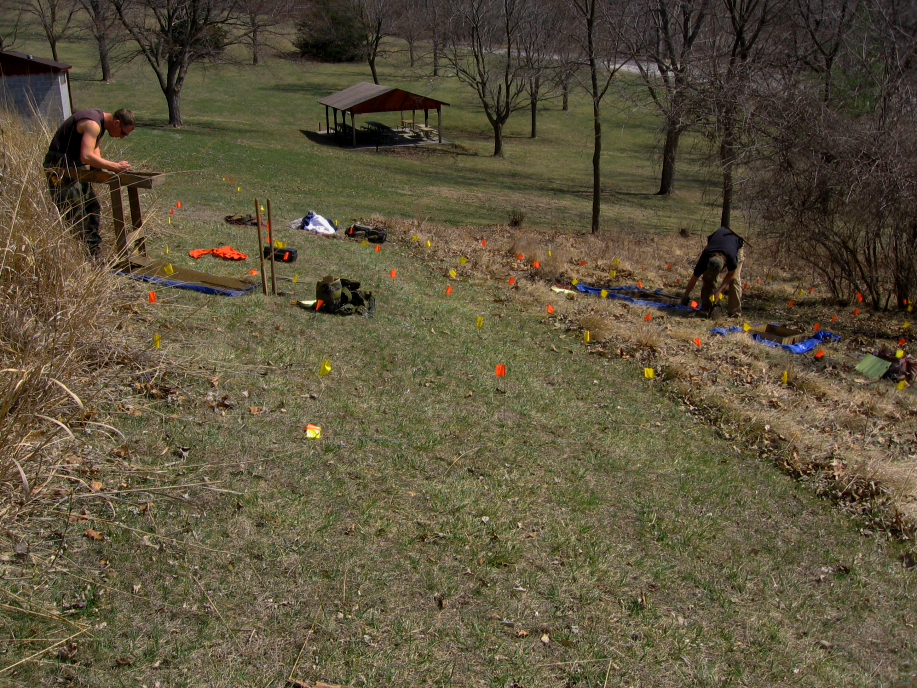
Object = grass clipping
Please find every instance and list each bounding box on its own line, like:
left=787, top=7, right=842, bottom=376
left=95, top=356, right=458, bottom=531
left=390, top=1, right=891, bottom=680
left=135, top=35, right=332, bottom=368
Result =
left=0, top=114, right=140, bottom=524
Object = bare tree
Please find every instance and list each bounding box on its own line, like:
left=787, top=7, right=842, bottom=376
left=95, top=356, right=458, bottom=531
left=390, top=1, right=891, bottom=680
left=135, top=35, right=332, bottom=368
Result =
left=112, top=0, right=239, bottom=126
left=352, top=0, right=399, bottom=84
left=0, top=0, right=24, bottom=51
left=78, top=0, right=123, bottom=81
left=629, top=0, right=711, bottom=195
left=693, top=0, right=786, bottom=228
left=19, top=0, right=77, bottom=61
left=567, top=0, right=634, bottom=233
left=789, top=0, right=859, bottom=103
left=518, top=0, right=567, bottom=138
left=443, top=0, right=530, bottom=157
left=237, top=0, right=295, bottom=65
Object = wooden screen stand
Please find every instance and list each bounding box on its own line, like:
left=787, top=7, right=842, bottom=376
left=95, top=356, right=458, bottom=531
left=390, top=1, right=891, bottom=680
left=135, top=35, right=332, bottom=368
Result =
left=64, top=169, right=166, bottom=263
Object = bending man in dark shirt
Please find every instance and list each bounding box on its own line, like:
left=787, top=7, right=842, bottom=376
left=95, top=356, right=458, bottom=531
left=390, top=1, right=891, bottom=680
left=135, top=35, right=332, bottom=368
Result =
left=44, top=108, right=134, bottom=257
left=681, top=226, right=745, bottom=318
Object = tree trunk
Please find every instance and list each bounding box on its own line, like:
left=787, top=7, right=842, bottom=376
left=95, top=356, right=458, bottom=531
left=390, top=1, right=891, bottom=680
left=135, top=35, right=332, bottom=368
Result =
left=657, top=121, right=680, bottom=195
left=97, top=33, right=111, bottom=82
left=492, top=120, right=504, bottom=157
left=720, top=136, right=734, bottom=228
left=369, top=56, right=379, bottom=84
left=562, top=81, right=568, bottom=111
left=530, top=97, right=537, bottom=138
left=50, top=38, right=59, bottom=62
left=166, top=85, right=182, bottom=127
left=592, top=101, right=601, bottom=234
left=432, top=39, right=439, bottom=77
left=251, top=25, right=259, bottom=65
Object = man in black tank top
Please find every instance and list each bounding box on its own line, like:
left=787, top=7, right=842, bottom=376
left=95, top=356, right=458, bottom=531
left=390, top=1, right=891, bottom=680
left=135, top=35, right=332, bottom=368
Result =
left=44, top=108, right=135, bottom=258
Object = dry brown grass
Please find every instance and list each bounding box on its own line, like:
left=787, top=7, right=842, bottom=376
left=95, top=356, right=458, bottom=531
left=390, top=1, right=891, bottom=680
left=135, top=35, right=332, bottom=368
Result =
left=386, top=215, right=917, bottom=542
left=0, top=113, right=144, bottom=528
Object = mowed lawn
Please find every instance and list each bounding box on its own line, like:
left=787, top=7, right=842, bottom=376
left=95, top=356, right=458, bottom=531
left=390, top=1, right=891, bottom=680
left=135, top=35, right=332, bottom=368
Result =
left=3, top=31, right=917, bottom=688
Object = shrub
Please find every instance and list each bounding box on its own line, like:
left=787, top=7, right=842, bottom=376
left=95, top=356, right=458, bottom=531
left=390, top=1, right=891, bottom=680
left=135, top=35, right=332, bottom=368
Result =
left=294, top=0, right=365, bottom=63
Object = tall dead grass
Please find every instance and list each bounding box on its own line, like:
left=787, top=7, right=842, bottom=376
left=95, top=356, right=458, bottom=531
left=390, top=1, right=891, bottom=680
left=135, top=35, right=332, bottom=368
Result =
left=0, top=113, right=139, bottom=524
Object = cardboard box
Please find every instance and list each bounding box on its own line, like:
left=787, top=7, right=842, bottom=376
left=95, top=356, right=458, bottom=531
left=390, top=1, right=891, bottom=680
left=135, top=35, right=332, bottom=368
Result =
left=748, top=324, right=808, bottom=345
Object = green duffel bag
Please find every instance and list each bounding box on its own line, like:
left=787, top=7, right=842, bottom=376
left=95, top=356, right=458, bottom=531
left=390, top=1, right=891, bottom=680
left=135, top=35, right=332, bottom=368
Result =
left=315, top=275, right=375, bottom=316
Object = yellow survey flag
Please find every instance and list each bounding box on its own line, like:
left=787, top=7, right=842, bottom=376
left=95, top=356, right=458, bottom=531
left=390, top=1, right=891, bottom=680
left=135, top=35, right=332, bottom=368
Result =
left=425, top=240, right=431, bottom=247
left=613, top=258, right=619, bottom=265
left=305, top=423, right=322, bottom=439
left=319, top=360, right=331, bottom=376
left=165, top=245, right=169, bottom=254
left=898, top=381, right=907, bottom=390
left=548, top=250, right=552, bottom=257
left=476, top=316, right=483, bottom=328
left=743, top=322, right=750, bottom=332
left=610, top=270, right=616, bottom=278
left=897, top=349, right=905, bottom=358
left=709, top=294, right=715, bottom=303
left=163, top=263, right=174, bottom=275
left=781, top=371, right=788, bottom=384
left=644, top=367, right=654, bottom=379
left=904, top=321, right=911, bottom=329
left=584, top=331, right=590, bottom=343
left=572, top=278, right=578, bottom=285
left=460, top=257, right=467, bottom=264
left=412, top=235, right=418, bottom=241
left=449, top=269, right=456, bottom=278
left=361, top=239, right=368, bottom=246
left=293, top=274, right=298, bottom=283
left=153, top=334, right=161, bottom=348
left=600, top=289, right=608, bottom=298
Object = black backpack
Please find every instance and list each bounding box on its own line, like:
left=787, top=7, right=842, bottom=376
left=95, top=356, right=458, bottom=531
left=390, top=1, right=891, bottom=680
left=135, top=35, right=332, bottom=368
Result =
left=315, top=276, right=375, bottom=316
left=345, top=224, right=387, bottom=244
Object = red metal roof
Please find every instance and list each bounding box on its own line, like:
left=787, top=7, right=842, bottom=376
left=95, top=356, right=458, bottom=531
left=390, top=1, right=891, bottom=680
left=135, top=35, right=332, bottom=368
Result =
left=0, top=50, right=71, bottom=77
left=319, top=82, right=448, bottom=114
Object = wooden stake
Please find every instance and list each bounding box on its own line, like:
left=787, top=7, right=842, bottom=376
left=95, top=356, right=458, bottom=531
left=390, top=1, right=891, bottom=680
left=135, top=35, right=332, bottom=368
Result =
left=253, top=198, right=267, bottom=295
left=267, top=199, right=277, bottom=296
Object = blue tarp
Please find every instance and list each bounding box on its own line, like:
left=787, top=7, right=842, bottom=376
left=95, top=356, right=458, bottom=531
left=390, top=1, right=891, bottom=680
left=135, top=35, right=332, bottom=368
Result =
left=574, top=283, right=698, bottom=311
left=115, top=270, right=258, bottom=297
left=710, top=324, right=841, bottom=353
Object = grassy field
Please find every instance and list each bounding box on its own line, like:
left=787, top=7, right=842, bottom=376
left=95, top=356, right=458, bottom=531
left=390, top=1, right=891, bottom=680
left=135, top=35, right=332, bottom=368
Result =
left=2, top=30, right=917, bottom=688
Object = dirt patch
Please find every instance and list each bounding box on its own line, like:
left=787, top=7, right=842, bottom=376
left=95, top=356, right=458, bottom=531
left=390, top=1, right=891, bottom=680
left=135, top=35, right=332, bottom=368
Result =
left=382, top=216, right=917, bottom=544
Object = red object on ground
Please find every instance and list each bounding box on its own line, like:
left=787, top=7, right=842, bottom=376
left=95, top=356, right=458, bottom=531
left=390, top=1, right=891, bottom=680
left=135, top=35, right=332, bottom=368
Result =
left=637, top=281, right=642, bottom=288
left=832, top=315, right=837, bottom=322
left=169, top=208, right=174, bottom=215
left=176, top=201, right=181, bottom=208
left=815, top=349, right=824, bottom=359
left=854, top=308, right=859, bottom=315
left=813, top=323, right=820, bottom=331
left=900, top=337, right=906, bottom=346
left=690, top=300, right=698, bottom=308
left=693, top=338, right=701, bottom=347
left=509, top=277, right=515, bottom=285
left=857, top=292, right=863, bottom=302
left=390, top=269, right=396, bottom=279
left=644, top=313, right=652, bottom=321
left=547, top=304, right=554, bottom=313
left=495, top=364, right=506, bottom=377
left=446, top=286, right=452, bottom=295
left=375, top=244, right=381, bottom=252
left=518, top=253, right=524, bottom=260
left=579, top=260, right=585, bottom=266
left=148, top=291, right=156, bottom=303
left=789, top=300, right=794, bottom=307
left=249, top=269, right=257, bottom=275
left=315, top=299, right=323, bottom=310
left=667, top=263, right=672, bottom=270
left=189, top=246, right=247, bottom=260
left=481, top=239, right=486, bottom=246
left=533, top=261, right=540, bottom=268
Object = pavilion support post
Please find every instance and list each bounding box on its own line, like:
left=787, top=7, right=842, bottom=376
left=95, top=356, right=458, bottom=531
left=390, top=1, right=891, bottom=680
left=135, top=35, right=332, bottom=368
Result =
left=437, top=107, right=442, bottom=143
left=325, top=106, right=329, bottom=134
left=351, top=111, right=356, bottom=147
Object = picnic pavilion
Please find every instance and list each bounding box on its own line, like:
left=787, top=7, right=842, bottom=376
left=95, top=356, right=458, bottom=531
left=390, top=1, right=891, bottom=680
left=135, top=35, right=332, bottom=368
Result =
left=318, top=82, right=449, bottom=148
